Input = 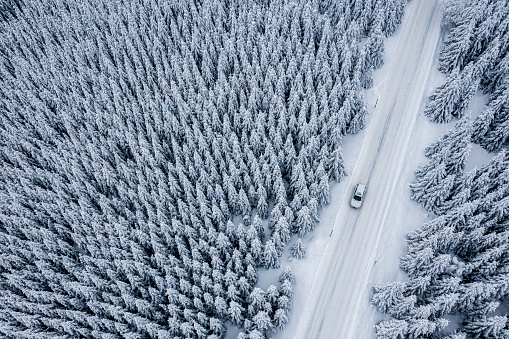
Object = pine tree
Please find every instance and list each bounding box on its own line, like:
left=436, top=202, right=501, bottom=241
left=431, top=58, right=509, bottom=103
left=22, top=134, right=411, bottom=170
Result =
left=274, top=216, right=291, bottom=244
left=273, top=309, right=288, bottom=330
left=425, top=114, right=472, bottom=176
left=253, top=214, right=265, bottom=241
left=439, top=20, right=476, bottom=74
left=252, top=310, right=272, bottom=332
left=444, top=333, right=467, bottom=339
left=250, top=238, right=263, bottom=265
left=375, top=319, right=408, bottom=339
left=269, top=204, right=283, bottom=231
left=228, top=301, right=244, bottom=325
left=296, top=205, right=315, bottom=237
left=315, top=162, right=331, bottom=205
left=367, top=13, right=385, bottom=70
left=410, top=162, right=455, bottom=215
left=263, top=239, right=280, bottom=269
left=424, top=69, right=464, bottom=123
left=279, top=267, right=295, bottom=284
left=256, top=185, right=269, bottom=219
left=290, top=239, right=307, bottom=259
left=371, top=282, right=408, bottom=314
left=329, top=148, right=346, bottom=181
left=472, top=83, right=509, bottom=152
left=407, top=318, right=449, bottom=338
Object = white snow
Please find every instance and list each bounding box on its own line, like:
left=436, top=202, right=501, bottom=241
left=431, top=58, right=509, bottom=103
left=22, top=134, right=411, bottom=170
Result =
left=283, top=1, right=444, bottom=338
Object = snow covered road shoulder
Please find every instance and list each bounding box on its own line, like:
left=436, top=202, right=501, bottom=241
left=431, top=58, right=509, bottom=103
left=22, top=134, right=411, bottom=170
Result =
left=293, top=1, right=443, bottom=338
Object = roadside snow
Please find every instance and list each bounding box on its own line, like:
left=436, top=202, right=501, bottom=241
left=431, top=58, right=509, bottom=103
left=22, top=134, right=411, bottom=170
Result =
left=290, top=1, right=443, bottom=338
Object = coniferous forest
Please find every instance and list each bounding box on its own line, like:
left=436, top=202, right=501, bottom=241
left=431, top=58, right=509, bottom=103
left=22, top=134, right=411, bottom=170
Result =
left=0, top=0, right=407, bottom=337
left=372, top=0, right=509, bottom=338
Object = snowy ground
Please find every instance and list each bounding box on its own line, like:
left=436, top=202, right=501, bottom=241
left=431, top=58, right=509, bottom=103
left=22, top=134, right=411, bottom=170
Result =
left=277, top=1, right=444, bottom=338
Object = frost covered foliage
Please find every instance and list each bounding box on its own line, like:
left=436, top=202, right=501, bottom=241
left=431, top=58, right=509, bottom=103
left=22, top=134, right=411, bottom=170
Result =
left=374, top=150, right=509, bottom=338
left=374, top=2, right=509, bottom=337
left=424, top=0, right=509, bottom=125
left=410, top=115, right=472, bottom=215
left=0, top=0, right=405, bottom=338
left=0, top=0, right=23, bottom=22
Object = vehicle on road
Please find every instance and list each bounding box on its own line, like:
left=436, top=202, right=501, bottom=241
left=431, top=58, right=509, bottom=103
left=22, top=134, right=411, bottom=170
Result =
left=350, top=184, right=366, bottom=209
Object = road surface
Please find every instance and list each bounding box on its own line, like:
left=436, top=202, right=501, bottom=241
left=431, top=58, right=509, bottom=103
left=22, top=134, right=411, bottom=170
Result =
left=293, top=1, right=443, bottom=338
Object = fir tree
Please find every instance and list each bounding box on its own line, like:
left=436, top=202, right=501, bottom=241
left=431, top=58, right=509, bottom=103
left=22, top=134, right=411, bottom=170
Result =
left=290, top=239, right=307, bottom=259
left=263, top=240, right=280, bottom=269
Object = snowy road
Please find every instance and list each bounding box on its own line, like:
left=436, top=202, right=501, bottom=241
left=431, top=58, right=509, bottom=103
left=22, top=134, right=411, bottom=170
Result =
left=293, top=1, right=442, bottom=338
